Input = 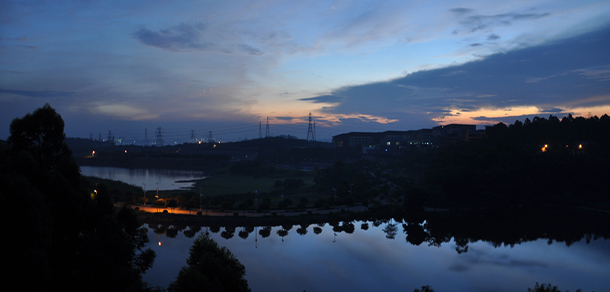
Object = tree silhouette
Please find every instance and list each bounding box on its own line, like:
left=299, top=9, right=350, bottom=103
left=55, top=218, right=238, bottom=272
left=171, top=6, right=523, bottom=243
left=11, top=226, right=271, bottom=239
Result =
left=382, top=222, right=398, bottom=239
left=413, top=285, right=434, bottom=292
left=168, top=233, right=250, bottom=292
left=296, top=224, right=309, bottom=235
left=527, top=282, right=590, bottom=292
left=259, top=226, right=272, bottom=238
left=238, top=228, right=249, bottom=240
left=277, top=228, right=289, bottom=241
left=403, top=223, right=428, bottom=246
left=183, top=226, right=202, bottom=238
left=221, top=226, right=236, bottom=240
left=3, top=104, right=155, bottom=291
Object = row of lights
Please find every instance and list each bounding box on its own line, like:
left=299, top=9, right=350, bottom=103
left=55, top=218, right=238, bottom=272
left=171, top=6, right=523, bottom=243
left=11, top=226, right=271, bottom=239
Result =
left=542, top=144, right=583, bottom=152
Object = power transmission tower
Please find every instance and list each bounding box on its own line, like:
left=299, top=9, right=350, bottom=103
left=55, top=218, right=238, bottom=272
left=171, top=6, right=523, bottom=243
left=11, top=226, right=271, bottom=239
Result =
left=265, top=117, right=270, bottom=138
left=208, top=131, right=213, bottom=143
left=307, top=112, right=316, bottom=141
left=107, top=130, right=112, bottom=145
left=190, top=130, right=196, bottom=143
left=155, top=127, right=164, bottom=146
left=144, top=128, right=148, bottom=146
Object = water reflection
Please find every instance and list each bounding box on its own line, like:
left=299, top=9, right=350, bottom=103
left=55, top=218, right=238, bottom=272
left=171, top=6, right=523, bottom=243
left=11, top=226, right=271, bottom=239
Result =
left=80, top=166, right=205, bottom=190
left=142, top=217, right=610, bottom=292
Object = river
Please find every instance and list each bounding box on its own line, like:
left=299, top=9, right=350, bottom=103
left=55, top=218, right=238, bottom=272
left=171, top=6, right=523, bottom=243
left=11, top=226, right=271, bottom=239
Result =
left=80, top=166, right=206, bottom=190
left=141, top=221, right=610, bottom=292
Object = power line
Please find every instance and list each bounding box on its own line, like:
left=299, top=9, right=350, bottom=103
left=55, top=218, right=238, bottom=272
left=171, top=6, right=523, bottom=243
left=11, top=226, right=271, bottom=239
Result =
left=85, top=117, right=344, bottom=144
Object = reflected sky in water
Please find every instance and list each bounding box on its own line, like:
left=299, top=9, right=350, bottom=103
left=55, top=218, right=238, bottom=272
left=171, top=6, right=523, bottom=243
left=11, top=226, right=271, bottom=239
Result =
left=80, top=166, right=205, bottom=190
left=142, top=222, right=610, bottom=292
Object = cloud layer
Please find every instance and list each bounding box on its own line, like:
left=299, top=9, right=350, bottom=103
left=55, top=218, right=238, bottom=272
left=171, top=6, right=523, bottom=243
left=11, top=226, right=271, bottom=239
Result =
left=302, top=24, right=610, bottom=129
left=1, top=0, right=609, bottom=142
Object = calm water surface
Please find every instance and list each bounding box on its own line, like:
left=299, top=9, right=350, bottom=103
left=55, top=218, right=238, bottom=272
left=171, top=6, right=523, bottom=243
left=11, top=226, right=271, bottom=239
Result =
left=80, top=165, right=610, bottom=291
left=80, top=166, right=205, bottom=190
left=142, top=222, right=610, bottom=292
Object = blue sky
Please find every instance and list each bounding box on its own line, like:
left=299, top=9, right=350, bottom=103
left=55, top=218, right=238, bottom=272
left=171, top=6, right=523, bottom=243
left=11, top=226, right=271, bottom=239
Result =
left=1, top=0, right=609, bottom=143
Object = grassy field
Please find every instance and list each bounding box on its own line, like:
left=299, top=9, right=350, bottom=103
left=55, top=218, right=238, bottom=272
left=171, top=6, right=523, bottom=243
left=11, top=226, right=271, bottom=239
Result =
left=84, top=176, right=143, bottom=195
left=191, top=166, right=317, bottom=197
left=84, top=165, right=329, bottom=209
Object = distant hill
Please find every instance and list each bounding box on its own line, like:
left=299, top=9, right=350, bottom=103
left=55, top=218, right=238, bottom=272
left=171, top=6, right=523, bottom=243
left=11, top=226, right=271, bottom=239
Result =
left=66, top=136, right=333, bottom=170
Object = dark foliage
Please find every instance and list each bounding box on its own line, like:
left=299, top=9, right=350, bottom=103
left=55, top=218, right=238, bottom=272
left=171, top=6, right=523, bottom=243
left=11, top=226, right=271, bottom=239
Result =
left=420, top=114, right=610, bottom=210
left=313, top=160, right=382, bottom=203
left=1, top=104, right=156, bottom=292
left=413, top=285, right=435, bottom=292
left=168, top=233, right=250, bottom=292
left=527, top=282, right=591, bottom=292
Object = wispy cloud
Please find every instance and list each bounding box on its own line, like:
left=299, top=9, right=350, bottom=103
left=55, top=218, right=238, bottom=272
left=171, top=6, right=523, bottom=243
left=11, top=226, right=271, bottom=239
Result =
left=527, top=65, right=610, bottom=83
left=132, top=22, right=264, bottom=56
left=455, top=9, right=551, bottom=33
left=94, top=104, right=159, bottom=120
left=299, top=95, right=344, bottom=104
left=449, top=8, right=474, bottom=15
left=236, top=44, right=264, bottom=56
left=487, top=34, right=501, bottom=41
left=0, top=88, right=73, bottom=98
left=132, top=23, right=210, bottom=51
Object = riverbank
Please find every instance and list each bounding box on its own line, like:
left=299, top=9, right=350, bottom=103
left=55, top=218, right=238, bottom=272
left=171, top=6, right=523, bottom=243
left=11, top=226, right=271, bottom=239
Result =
left=132, top=203, right=401, bottom=227
left=134, top=203, right=610, bottom=246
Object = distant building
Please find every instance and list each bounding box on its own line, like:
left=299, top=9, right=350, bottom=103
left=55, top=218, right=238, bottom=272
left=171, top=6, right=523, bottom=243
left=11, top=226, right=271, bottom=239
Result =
left=432, top=124, right=476, bottom=147
left=332, top=124, right=482, bottom=153
left=332, top=132, right=378, bottom=152
left=374, top=131, right=408, bottom=154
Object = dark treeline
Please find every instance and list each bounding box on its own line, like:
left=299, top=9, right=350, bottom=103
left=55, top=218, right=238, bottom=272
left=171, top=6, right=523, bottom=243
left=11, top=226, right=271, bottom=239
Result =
left=418, top=114, right=610, bottom=210
left=487, top=114, right=610, bottom=147
left=1, top=104, right=158, bottom=291
left=112, top=113, right=610, bottom=214
left=215, top=114, right=610, bottom=213
left=68, top=135, right=337, bottom=171
left=414, top=206, right=610, bottom=251
left=68, top=138, right=231, bottom=170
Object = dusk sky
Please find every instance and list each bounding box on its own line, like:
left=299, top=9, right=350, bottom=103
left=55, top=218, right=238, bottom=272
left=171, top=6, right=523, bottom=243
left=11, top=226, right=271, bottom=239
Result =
left=2, top=0, right=610, bottom=143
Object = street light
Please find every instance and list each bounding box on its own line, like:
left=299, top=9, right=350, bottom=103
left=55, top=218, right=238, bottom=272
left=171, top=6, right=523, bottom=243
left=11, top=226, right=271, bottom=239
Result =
left=156, top=188, right=160, bottom=213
